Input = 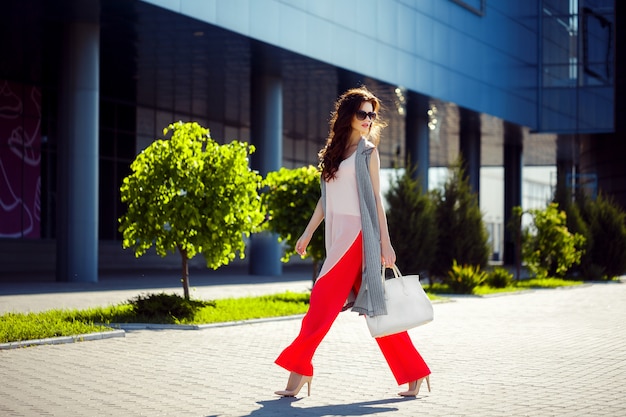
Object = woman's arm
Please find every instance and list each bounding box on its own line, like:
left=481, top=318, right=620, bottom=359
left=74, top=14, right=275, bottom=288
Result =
left=369, top=148, right=397, bottom=267
left=295, top=197, right=324, bottom=256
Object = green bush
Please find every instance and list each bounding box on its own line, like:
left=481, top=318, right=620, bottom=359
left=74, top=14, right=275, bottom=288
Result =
left=129, top=293, right=215, bottom=322
left=523, top=203, right=586, bottom=278
left=579, top=194, right=626, bottom=279
left=552, top=185, right=591, bottom=279
left=385, top=166, right=438, bottom=279
left=553, top=186, right=626, bottom=280
left=486, top=267, right=513, bottom=288
left=432, top=159, right=490, bottom=280
left=262, top=166, right=324, bottom=278
left=447, top=260, right=487, bottom=294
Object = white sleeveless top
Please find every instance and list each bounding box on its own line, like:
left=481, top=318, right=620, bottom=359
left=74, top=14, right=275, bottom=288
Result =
left=317, top=151, right=362, bottom=279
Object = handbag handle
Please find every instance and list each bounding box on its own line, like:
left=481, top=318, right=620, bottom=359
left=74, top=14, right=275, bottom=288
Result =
left=381, top=264, right=403, bottom=280
left=380, top=265, right=408, bottom=296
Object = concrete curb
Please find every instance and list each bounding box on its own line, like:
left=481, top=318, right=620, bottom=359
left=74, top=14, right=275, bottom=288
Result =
left=0, top=315, right=307, bottom=350
left=110, top=313, right=306, bottom=331
left=0, top=299, right=453, bottom=349
left=0, top=329, right=126, bottom=350
left=109, top=301, right=456, bottom=331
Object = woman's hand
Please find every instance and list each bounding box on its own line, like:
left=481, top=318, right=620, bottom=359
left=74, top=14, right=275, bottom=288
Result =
left=295, top=198, right=324, bottom=257
left=381, top=241, right=396, bottom=267
left=295, top=232, right=312, bottom=256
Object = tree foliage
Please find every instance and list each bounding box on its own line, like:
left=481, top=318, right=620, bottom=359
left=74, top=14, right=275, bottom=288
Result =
left=554, top=183, right=626, bottom=280
left=431, top=159, right=490, bottom=279
left=118, top=121, right=264, bottom=298
left=385, top=166, right=438, bottom=280
left=522, top=202, right=585, bottom=278
left=262, top=166, right=324, bottom=278
left=552, top=184, right=591, bottom=277
left=578, top=194, right=626, bottom=279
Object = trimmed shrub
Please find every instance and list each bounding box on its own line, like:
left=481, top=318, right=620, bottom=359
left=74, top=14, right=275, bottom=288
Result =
left=486, top=267, right=513, bottom=288
left=447, top=260, right=487, bottom=294
left=130, top=293, right=214, bottom=322
left=522, top=203, right=586, bottom=278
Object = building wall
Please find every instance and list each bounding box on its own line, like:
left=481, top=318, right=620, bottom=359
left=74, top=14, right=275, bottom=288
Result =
left=142, top=0, right=540, bottom=129
left=0, top=0, right=622, bottom=276
left=539, top=0, right=614, bottom=133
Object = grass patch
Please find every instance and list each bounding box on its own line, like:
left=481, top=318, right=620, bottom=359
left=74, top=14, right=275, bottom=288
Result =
left=70, top=291, right=312, bottom=326
left=427, top=277, right=585, bottom=296
left=0, top=282, right=569, bottom=344
left=192, top=292, right=311, bottom=324
left=192, top=291, right=444, bottom=324
left=0, top=310, right=111, bottom=343
left=511, top=277, right=586, bottom=289
left=0, top=291, right=313, bottom=343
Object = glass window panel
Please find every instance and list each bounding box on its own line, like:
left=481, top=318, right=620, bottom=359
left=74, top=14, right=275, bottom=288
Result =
left=137, top=106, right=155, bottom=137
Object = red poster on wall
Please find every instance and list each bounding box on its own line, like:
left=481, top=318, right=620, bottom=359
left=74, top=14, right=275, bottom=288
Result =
left=0, top=80, right=41, bottom=238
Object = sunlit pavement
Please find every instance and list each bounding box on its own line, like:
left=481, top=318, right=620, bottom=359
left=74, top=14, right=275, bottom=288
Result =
left=1, top=271, right=625, bottom=416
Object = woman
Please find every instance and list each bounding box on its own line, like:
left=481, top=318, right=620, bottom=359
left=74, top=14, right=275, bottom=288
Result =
left=274, top=86, right=431, bottom=398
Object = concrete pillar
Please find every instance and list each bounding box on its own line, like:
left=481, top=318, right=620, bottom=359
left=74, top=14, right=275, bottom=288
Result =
left=503, top=121, right=523, bottom=267
left=405, top=91, right=430, bottom=191
left=249, top=42, right=283, bottom=276
left=56, top=21, right=100, bottom=282
left=459, top=107, right=481, bottom=199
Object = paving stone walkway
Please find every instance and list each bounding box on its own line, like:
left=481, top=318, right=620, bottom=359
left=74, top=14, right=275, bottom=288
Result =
left=1, top=272, right=625, bottom=416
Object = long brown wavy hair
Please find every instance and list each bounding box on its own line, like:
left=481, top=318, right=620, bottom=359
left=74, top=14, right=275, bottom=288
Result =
left=318, top=86, right=385, bottom=181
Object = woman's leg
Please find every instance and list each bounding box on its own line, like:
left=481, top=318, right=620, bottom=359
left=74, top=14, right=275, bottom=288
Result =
left=275, top=233, right=363, bottom=376
left=375, top=332, right=430, bottom=385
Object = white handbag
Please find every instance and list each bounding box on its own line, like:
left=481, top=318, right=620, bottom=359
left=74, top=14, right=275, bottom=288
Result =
left=366, top=265, right=434, bottom=338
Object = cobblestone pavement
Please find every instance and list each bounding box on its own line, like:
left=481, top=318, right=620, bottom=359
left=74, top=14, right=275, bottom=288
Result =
left=1, top=276, right=625, bottom=416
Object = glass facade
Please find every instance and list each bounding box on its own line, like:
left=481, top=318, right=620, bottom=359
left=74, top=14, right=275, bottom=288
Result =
left=0, top=0, right=621, bottom=273
left=539, top=0, right=614, bottom=132
left=0, top=81, right=42, bottom=238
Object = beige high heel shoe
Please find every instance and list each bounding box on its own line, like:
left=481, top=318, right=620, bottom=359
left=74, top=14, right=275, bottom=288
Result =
left=274, top=372, right=313, bottom=397
left=398, top=375, right=431, bottom=397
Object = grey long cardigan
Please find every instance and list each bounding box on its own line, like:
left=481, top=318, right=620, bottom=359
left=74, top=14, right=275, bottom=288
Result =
left=320, top=138, right=387, bottom=317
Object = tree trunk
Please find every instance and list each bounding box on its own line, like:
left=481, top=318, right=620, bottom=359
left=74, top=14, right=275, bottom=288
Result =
left=179, top=246, right=190, bottom=299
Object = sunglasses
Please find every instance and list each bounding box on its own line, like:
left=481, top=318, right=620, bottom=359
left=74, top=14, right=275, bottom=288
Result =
left=355, top=110, right=377, bottom=121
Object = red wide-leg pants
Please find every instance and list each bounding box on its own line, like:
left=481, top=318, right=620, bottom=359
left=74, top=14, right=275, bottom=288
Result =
left=275, top=233, right=430, bottom=385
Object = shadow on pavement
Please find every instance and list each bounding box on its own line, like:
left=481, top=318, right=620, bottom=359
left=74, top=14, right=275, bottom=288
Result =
left=0, top=264, right=314, bottom=296
left=237, top=397, right=421, bottom=416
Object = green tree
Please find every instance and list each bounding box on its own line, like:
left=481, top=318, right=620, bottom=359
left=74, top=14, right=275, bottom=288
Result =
left=522, top=202, right=585, bottom=278
left=431, top=159, right=490, bottom=280
left=262, top=166, right=325, bottom=280
left=385, top=166, right=438, bottom=283
left=118, top=121, right=264, bottom=299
